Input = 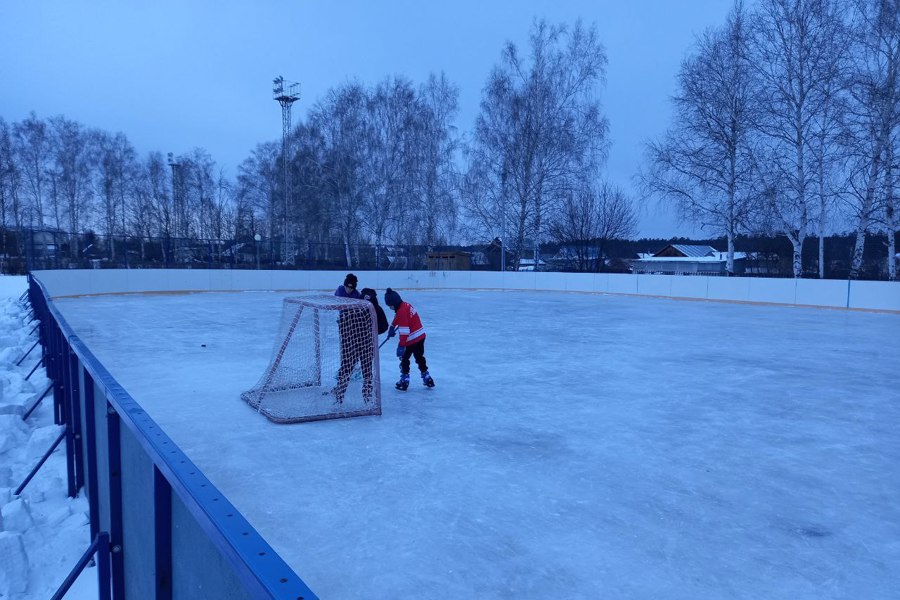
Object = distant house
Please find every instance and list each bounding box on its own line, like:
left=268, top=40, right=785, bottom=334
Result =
left=548, top=246, right=605, bottom=271
left=632, top=244, right=747, bottom=275
left=426, top=251, right=471, bottom=271
left=517, top=258, right=547, bottom=271
left=27, top=229, right=65, bottom=257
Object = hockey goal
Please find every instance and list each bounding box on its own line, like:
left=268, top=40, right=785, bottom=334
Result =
left=241, top=295, right=382, bottom=423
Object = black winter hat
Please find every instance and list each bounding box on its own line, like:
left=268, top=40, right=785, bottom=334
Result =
left=384, top=288, right=402, bottom=310
left=344, top=273, right=358, bottom=288
left=360, top=287, right=379, bottom=305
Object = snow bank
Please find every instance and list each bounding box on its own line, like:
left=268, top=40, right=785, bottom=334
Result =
left=0, top=276, right=96, bottom=600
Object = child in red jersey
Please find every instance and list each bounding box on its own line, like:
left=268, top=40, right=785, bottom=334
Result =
left=384, top=288, right=434, bottom=390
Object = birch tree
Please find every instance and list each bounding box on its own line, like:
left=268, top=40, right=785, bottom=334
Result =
left=95, top=131, right=137, bottom=259
left=363, top=77, right=418, bottom=251
left=844, top=0, right=900, bottom=278
left=415, top=72, right=461, bottom=246
left=644, top=2, right=758, bottom=275
left=236, top=142, right=280, bottom=243
left=469, top=19, right=609, bottom=269
left=312, top=83, right=369, bottom=266
left=752, top=0, right=849, bottom=278
left=48, top=116, right=94, bottom=255
left=0, top=118, right=21, bottom=258
left=12, top=113, right=51, bottom=229
left=883, top=138, right=898, bottom=278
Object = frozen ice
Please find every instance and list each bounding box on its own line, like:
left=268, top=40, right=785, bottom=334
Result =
left=47, top=288, right=900, bottom=600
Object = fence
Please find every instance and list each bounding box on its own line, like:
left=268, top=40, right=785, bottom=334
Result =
left=4, top=227, right=898, bottom=279
left=28, top=273, right=318, bottom=600
left=3, top=229, right=494, bottom=274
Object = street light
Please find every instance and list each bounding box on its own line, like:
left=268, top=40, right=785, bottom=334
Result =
left=254, top=234, right=261, bottom=270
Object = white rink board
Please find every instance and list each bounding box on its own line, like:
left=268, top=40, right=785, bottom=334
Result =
left=796, top=279, right=849, bottom=308
left=32, top=269, right=900, bottom=312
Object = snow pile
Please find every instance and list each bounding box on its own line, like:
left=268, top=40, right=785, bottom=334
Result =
left=0, top=276, right=96, bottom=600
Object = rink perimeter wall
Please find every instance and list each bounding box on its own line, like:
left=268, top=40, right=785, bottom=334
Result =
left=34, top=268, right=900, bottom=313
left=27, top=273, right=318, bottom=600
left=25, top=269, right=899, bottom=598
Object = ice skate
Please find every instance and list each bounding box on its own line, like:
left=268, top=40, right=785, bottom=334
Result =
left=396, top=373, right=410, bottom=391
left=421, top=370, right=435, bottom=388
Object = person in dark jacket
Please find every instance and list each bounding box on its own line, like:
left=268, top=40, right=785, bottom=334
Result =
left=332, top=273, right=372, bottom=403
left=384, top=288, right=434, bottom=390
left=335, top=273, right=361, bottom=298
left=360, top=287, right=389, bottom=335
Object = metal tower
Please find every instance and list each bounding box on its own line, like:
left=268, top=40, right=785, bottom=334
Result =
left=273, top=75, right=301, bottom=264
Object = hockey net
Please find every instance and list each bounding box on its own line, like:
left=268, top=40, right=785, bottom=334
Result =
left=241, top=295, right=382, bottom=423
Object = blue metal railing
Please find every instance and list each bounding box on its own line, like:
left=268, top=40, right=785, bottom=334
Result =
left=28, top=273, right=318, bottom=600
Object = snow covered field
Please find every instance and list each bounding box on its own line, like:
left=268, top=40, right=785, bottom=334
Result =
left=0, top=276, right=94, bottom=600
left=40, top=286, right=900, bottom=599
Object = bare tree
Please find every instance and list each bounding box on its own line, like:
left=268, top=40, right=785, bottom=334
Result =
left=95, top=131, right=137, bottom=259
left=312, top=83, right=370, bottom=267
left=0, top=118, right=22, bottom=261
left=469, top=19, right=609, bottom=269
left=548, top=182, right=636, bottom=271
left=236, top=142, right=280, bottom=242
left=644, top=2, right=758, bottom=275
left=883, top=137, right=898, bottom=278
left=811, top=76, right=849, bottom=278
left=128, top=157, right=156, bottom=261
left=362, top=77, right=418, bottom=253
left=751, top=0, right=850, bottom=278
left=12, top=112, right=51, bottom=229
left=48, top=115, right=94, bottom=257
left=844, top=0, right=900, bottom=278
left=415, top=72, right=461, bottom=246
left=210, top=168, right=235, bottom=248
left=181, top=148, right=217, bottom=240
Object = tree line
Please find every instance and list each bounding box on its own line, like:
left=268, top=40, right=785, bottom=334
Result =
left=644, top=0, right=899, bottom=280
left=1, top=6, right=898, bottom=279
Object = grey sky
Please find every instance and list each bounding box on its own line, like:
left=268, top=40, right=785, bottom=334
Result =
left=0, top=0, right=735, bottom=238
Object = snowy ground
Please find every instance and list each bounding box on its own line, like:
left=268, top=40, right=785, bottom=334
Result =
left=0, top=276, right=95, bottom=600
left=41, top=286, right=900, bottom=599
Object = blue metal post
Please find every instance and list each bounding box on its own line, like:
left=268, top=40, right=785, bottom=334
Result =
left=154, top=467, right=173, bottom=600
left=69, top=347, right=84, bottom=494
left=98, top=531, right=111, bottom=600
left=84, top=368, right=100, bottom=543
left=53, top=323, right=64, bottom=425
left=62, top=340, right=77, bottom=498
left=106, top=403, right=125, bottom=600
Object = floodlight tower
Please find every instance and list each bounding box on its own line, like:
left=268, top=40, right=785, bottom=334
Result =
left=273, top=75, right=301, bottom=265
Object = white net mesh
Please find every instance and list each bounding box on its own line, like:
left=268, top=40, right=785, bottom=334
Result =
left=241, top=295, right=381, bottom=423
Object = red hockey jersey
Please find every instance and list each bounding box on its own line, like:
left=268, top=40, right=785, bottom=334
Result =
left=391, top=301, right=426, bottom=346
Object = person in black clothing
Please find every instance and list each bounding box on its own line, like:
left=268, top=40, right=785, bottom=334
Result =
left=332, top=279, right=387, bottom=404
left=360, top=287, right=389, bottom=336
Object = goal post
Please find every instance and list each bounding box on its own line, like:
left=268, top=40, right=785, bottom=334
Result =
left=241, top=295, right=382, bottom=423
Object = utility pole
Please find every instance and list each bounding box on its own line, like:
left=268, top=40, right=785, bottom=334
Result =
left=273, top=76, right=300, bottom=265
left=167, top=152, right=181, bottom=265
left=500, top=163, right=507, bottom=273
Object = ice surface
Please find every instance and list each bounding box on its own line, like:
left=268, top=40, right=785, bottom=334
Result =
left=47, top=289, right=900, bottom=599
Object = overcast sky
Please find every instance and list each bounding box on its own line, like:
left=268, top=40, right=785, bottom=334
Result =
left=0, top=0, right=736, bottom=238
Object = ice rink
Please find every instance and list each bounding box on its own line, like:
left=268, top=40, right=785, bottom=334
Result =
left=53, top=289, right=900, bottom=599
